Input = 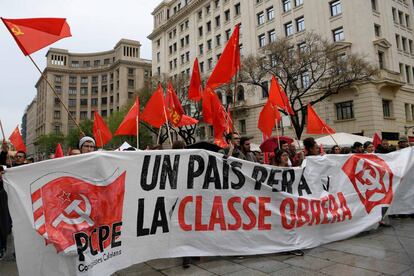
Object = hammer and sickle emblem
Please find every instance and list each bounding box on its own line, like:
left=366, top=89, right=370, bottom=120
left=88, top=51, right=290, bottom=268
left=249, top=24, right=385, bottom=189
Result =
left=52, top=194, right=94, bottom=228
left=11, top=24, right=24, bottom=36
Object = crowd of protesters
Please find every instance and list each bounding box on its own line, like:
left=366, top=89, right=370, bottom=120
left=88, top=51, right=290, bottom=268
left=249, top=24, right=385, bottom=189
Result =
left=0, top=133, right=413, bottom=262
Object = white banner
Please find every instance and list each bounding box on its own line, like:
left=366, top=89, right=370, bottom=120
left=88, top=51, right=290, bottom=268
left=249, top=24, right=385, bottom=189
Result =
left=4, top=148, right=414, bottom=276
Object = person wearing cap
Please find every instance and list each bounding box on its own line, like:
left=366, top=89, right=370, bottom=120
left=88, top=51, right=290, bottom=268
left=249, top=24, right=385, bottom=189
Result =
left=79, top=136, right=96, bottom=154
left=398, top=136, right=409, bottom=150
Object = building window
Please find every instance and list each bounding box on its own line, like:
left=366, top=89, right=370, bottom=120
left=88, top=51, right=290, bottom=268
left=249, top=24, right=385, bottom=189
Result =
left=374, top=24, right=381, bottom=37
left=399, top=11, right=404, bottom=25
left=332, top=27, right=344, bottom=41
left=392, top=8, right=397, bottom=22
left=215, top=15, right=221, bottom=27
left=225, top=10, right=230, bottom=21
left=207, top=21, right=211, bottom=32
left=285, top=22, right=293, bottom=36
left=91, top=98, right=98, bottom=106
left=208, top=58, right=213, bottom=69
left=102, top=110, right=107, bottom=117
left=378, top=51, right=385, bottom=69
left=239, top=120, right=246, bottom=134
left=336, top=101, right=354, bottom=120
left=267, top=6, right=274, bottom=21
left=382, top=99, right=392, bottom=118
left=296, top=16, right=305, bottom=32
left=54, top=111, right=60, bottom=119
left=80, top=87, right=88, bottom=95
left=207, top=39, right=212, bottom=50
left=54, top=125, right=61, bottom=134
left=405, top=65, right=411, bottom=83
left=301, top=72, right=310, bottom=88
left=54, top=75, right=62, bottom=83
left=91, top=86, right=98, bottom=94
left=258, top=34, right=266, bottom=47
left=81, top=77, right=88, bottom=84
left=402, top=37, right=408, bottom=52
left=71, top=61, right=79, bottom=68
left=268, top=29, right=276, bottom=43
left=405, top=103, right=411, bottom=121
left=225, top=29, right=231, bottom=41
left=102, top=97, right=107, bottom=105
left=199, top=44, right=204, bottom=55
left=396, top=34, right=401, bottom=50
left=261, top=81, right=269, bottom=98
left=80, top=99, right=88, bottom=106
left=282, top=0, right=291, bottom=12
left=257, top=12, right=265, bottom=25
left=371, top=0, right=377, bottom=11
left=80, top=111, right=87, bottom=119
left=94, top=60, right=100, bottom=67
left=198, top=26, right=203, bottom=37
left=69, top=76, right=77, bottom=84
left=234, top=3, right=241, bottom=16
left=295, top=0, right=303, bottom=6
left=330, top=0, right=342, bottom=16
left=69, top=87, right=77, bottom=95
left=216, top=34, right=221, bottom=46
left=237, top=86, right=245, bottom=101
left=68, top=99, right=76, bottom=107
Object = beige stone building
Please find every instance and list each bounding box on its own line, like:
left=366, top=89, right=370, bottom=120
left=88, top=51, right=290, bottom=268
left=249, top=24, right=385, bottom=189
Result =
left=34, top=39, right=151, bottom=140
left=148, top=0, right=414, bottom=143
left=22, top=97, right=37, bottom=157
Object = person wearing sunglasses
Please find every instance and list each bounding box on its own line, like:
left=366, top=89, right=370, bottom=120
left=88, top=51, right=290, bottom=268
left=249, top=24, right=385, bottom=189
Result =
left=13, top=151, right=26, bottom=167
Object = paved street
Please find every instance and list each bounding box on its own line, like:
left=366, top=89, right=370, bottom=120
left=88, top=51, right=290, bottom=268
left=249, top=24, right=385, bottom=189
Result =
left=1, top=218, right=413, bottom=276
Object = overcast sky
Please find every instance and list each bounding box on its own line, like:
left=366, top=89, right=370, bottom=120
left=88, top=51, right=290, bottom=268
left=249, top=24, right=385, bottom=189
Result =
left=0, top=0, right=160, bottom=137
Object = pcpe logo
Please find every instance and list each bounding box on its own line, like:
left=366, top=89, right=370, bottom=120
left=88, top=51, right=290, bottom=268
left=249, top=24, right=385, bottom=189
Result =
left=30, top=170, right=126, bottom=259
left=342, top=154, right=393, bottom=213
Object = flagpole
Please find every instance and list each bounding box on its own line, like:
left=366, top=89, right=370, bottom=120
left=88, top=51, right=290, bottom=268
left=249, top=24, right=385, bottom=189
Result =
left=0, top=119, right=13, bottom=168
left=162, top=106, right=173, bottom=147
left=157, top=127, right=162, bottom=145
left=0, top=119, right=6, bottom=142
left=275, top=119, right=281, bottom=149
left=324, top=127, right=339, bottom=147
left=98, top=129, right=103, bottom=149
left=230, top=71, right=240, bottom=134
left=136, top=116, right=139, bottom=149
left=27, top=55, right=84, bottom=136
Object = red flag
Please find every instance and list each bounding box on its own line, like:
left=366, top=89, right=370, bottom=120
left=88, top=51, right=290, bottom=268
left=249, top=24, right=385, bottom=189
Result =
left=258, top=101, right=281, bottom=137
left=211, top=93, right=227, bottom=140
left=30, top=171, right=125, bottom=253
left=115, top=98, right=140, bottom=136
left=306, top=104, right=335, bottom=134
left=214, top=137, right=228, bottom=148
left=54, top=143, right=64, bottom=158
left=269, top=76, right=294, bottom=115
left=372, top=133, right=381, bottom=149
left=165, top=83, right=184, bottom=127
left=206, top=24, right=240, bottom=89
left=141, top=84, right=167, bottom=128
left=93, top=111, right=113, bottom=146
left=177, top=115, right=199, bottom=127
left=202, top=87, right=214, bottom=124
left=1, top=17, right=71, bottom=56
left=188, top=58, right=203, bottom=101
left=8, top=126, right=26, bottom=152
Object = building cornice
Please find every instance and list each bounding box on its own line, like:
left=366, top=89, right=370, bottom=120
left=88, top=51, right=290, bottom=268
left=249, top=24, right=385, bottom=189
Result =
left=148, top=0, right=205, bottom=40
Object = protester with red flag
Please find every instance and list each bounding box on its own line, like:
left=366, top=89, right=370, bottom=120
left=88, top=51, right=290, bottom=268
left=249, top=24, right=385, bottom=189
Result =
left=165, top=83, right=185, bottom=127
left=269, top=76, right=294, bottom=115
left=306, top=104, right=335, bottom=134
left=1, top=17, right=71, bottom=56
left=93, top=111, right=113, bottom=147
left=206, top=24, right=240, bottom=89
left=54, top=143, right=64, bottom=158
left=188, top=58, right=203, bottom=101
left=201, top=87, right=214, bottom=124
left=141, top=84, right=167, bottom=128
left=8, top=126, right=26, bottom=153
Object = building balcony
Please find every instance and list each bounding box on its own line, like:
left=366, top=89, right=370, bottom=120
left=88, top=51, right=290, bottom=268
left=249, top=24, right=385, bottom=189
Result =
left=378, top=69, right=404, bottom=86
